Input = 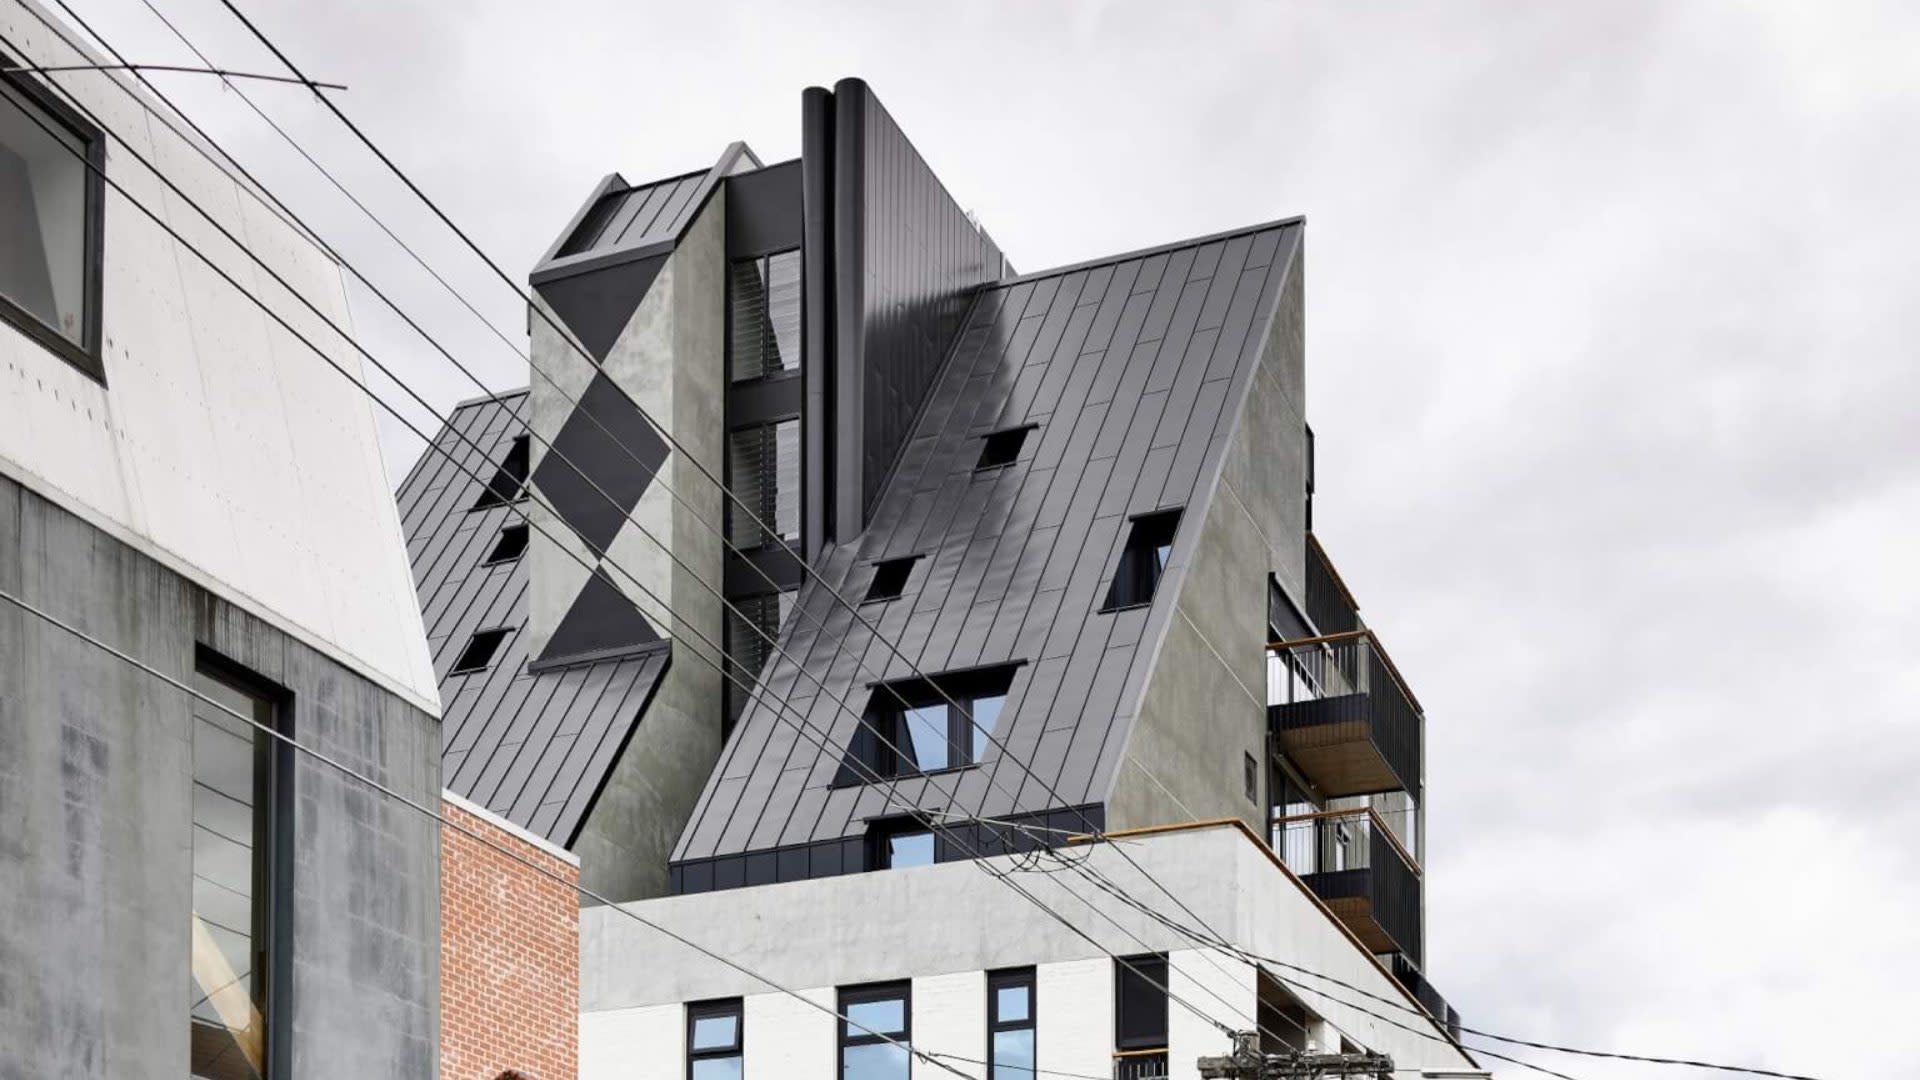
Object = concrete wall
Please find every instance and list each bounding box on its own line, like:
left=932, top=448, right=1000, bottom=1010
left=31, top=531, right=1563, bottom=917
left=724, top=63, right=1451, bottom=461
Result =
left=562, top=193, right=727, bottom=902
left=0, top=473, right=441, bottom=1078
left=0, top=0, right=437, bottom=713
left=579, top=823, right=1472, bottom=1077
left=1107, top=242, right=1308, bottom=834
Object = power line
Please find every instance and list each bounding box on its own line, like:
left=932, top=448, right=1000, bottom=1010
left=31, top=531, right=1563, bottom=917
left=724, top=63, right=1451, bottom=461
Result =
left=1, top=60, right=345, bottom=88
left=0, top=50, right=1280, bottom=1056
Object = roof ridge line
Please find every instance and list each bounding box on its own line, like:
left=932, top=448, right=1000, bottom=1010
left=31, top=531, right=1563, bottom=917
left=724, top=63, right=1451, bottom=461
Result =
left=996, top=214, right=1305, bottom=288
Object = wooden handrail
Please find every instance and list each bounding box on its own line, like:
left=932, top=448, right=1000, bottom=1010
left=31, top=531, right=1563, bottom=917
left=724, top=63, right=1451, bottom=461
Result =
left=1265, top=628, right=1425, bottom=716
left=1112, top=1047, right=1171, bottom=1058
left=1271, top=806, right=1422, bottom=877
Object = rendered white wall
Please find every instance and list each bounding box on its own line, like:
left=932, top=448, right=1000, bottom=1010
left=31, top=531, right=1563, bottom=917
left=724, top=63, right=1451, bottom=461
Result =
left=1037, top=959, right=1114, bottom=1080
left=0, top=0, right=437, bottom=711
left=582, top=826, right=1477, bottom=1075
left=913, top=970, right=986, bottom=1079
left=744, top=988, right=834, bottom=1080
left=581, top=1003, right=680, bottom=1080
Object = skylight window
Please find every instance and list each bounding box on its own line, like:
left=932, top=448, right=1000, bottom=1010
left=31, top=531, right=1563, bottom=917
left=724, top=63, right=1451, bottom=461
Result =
left=471, top=435, right=530, bottom=509
left=975, top=425, right=1033, bottom=471
left=863, top=557, right=918, bottom=603
left=483, top=524, right=528, bottom=565
left=1102, top=508, right=1182, bottom=611
left=450, top=628, right=511, bottom=674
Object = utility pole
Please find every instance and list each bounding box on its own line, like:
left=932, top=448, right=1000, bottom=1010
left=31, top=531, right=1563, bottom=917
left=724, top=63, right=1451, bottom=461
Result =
left=1198, top=1032, right=1396, bottom=1080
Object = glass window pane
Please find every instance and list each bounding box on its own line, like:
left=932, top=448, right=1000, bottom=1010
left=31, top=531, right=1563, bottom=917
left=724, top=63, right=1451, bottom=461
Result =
left=766, top=250, right=801, bottom=374
left=886, top=831, right=933, bottom=869
left=995, top=983, right=1030, bottom=1024
left=0, top=79, right=88, bottom=347
left=966, top=695, right=1005, bottom=763
left=190, top=667, right=271, bottom=1080
left=844, top=996, right=906, bottom=1036
left=692, top=1058, right=743, bottom=1080
left=901, top=705, right=947, bottom=771
left=691, top=1013, right=738, bottom=1050
left=842, top=1041, right=910, bottom=1080
left=773, top=418, right=800, bottom=542
left=992, top=1029, right=1035, bottom=1080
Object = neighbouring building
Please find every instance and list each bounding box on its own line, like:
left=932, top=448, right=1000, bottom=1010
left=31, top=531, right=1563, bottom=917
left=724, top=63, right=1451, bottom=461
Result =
left=400, top=78, right=1475, bottom=1079
left=0, top=2, right=442, bottom=1079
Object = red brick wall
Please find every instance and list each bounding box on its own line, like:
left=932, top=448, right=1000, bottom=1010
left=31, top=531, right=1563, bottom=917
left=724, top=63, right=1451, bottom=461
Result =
left=441, top=797, right=579, bottom=1080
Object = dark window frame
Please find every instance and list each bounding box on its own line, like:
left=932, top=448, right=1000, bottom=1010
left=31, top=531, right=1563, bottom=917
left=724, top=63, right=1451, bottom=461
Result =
left=1113, top=953, right=1170, bottom=1052
left=838, top=981, right=912, bottom=1078
left=862, top=555, right=921, bottom=604
left=988, top=967, right=1037, bottom=1080
left=974, top=424, right=1036, bottom=472
left=727, top=247, right=802, bottom=385
left=685, top=998, right=743, bottom=1080
left=725, top=416, right=802, bottom=549
left=0, top=53, right=107, bottom=383
left=190, top=647, right=294, bottom=1080
left=847, top=665, right=1019, bottom=781
left=482, top=523, right=529, bottom=566
left=866, top=817, right=936, bottom=871
left=1101, top=508, right=1183, bottom=612
left=470, top=435, right=531, bottom=510
left=450, top=627, right=512, bottom=675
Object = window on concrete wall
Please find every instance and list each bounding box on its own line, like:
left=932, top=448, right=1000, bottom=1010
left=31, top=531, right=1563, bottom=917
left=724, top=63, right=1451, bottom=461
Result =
left=686, top=999, right=743, bottom=1080
left=729, top=249, right=801, bottom=382
left=839, top=982, right=911, bottom=1080
left=190, top=657, right=287, bottom=1080
left=0, top=59, right=103, bottom=380
left=726, top=419, right=800, bottom=548
left=1101, top=509, right=1182, bottom=611
left=1113, top=954, right=1169, bottom=1052
left=988, top=968, right=1037, bottom=1080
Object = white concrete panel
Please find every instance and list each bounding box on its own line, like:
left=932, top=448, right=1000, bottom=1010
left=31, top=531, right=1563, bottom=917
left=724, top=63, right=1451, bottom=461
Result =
left=1037, top=959, right=1114, bottom=1080
left=0, top=0, right=437, bottom=711
left=581, top=1002, right=681, bottom=1080
left=744, top=987, right=835, bottom=1080
left=1166, top=949, right=1253, bottom=1080
left=914, top=970, right=986, bottom=1079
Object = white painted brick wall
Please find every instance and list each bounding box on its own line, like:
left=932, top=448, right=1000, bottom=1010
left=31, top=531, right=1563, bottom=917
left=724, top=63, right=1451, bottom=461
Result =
left=745, top=987, right=835, bottom=1080
left=1167, top=949, right=1254, bottom=1080
left=1038, top=958, right=1114, bottom=1080
left=581, top=1002, right=680, bottom=1080
left=913, top=971, right=987, bottom=1078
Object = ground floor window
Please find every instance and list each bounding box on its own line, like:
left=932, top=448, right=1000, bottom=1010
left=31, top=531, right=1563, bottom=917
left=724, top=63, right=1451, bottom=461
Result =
left=839, top=982, right=911, bottom=1080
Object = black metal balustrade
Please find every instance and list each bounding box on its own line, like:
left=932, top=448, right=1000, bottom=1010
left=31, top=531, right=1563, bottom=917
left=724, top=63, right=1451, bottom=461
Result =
left=1387, top=951, right=1456, bottom=1034
left=1267, top=630, right=1421, bottom=798
left=1272, top=808, right=1423, bottom=964
left=1305, top=533, right=1359, bottom=636
left=1114, top=1050, right=1169, bottom=1080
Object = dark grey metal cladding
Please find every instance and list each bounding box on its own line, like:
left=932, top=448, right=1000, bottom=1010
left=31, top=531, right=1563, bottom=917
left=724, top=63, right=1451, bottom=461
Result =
left=830, top=78, right=1012, bottom=538
left=395, top=390, right=671, bottom=846
left=557, top=169, right=709, bottom=260
left=671, top=220, right=1304, bottom=875
left=725, top=158, right=803, bottom=258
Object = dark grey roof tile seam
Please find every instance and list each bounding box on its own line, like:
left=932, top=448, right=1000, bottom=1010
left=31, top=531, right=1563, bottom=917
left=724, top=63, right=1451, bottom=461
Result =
left=405, top=403, right=525, bottom=593
left=462, top=663, right=591, bottom=805
left=547, top=652, right=671, bottom=844
left=434, top=580, right=529, bottom=749
left=445, top=623, right=555, bottom=790
left=399, top=407, right=500, bottom=541
left=995, top=215, right=1304, bottom=289
left=420, top=513, right=520, bottom=644
left=394, top=396, right=499, bottom=509
left=493, top=658, right=626, bottom=823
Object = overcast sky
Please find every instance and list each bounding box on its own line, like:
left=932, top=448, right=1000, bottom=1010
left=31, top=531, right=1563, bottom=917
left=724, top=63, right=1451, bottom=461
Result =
left=65, top=0, right=1920, bottom=1075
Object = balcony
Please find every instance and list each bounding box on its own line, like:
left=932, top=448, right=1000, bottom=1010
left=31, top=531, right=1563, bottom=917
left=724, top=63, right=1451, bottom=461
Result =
left=1305, top=532, right=1359, bottom=636
left=1267, top=630, right=1421, bottom=798
left=1114, top=1050, right=1169, bottom=1080
left=1388, top=952, right=1459, bottom=1038
left=1273, top=808, right=1423, bottom=962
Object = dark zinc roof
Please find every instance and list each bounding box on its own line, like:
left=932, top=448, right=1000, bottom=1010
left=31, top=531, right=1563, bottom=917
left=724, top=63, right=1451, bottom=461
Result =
left=397, top=390, right=669, bottom=846
left=553, top=169, right=709, bottom=259
left=674, top=219, right=1303, bottom=867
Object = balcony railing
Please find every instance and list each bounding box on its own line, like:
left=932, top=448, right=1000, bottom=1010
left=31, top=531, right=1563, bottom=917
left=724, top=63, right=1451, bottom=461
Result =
left=1267, top=630, right=1421, bottom=798
left=1305, top=533, right=1359, bottom=636
left=1387, top=952, right=1456, bottom=1036
left=1114, top=1049, right=1169, bottom=1080
left=1272, top=808, right=1423, bottom=963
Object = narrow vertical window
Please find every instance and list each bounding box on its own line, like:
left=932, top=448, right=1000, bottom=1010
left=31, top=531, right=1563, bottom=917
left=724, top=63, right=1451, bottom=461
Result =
left=1114, top=954, right=1169, bottom=1073
left=686, top=999, right=743, bottom=1080
left=0, top=60, right=104, bottom=380
left=839, top=982, right=911, bottom=1080
left=988, top=968, right=1036, bottom=1080
left=726, top=419, right=800, bottom=548
left=1101, top=509, right=1182, bottom=611
left=190, top=660, right=284, bottom=1080
left=729, top=249, right=801, bottom=382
